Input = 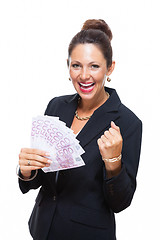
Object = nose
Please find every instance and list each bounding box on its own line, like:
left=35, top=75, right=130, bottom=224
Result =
left=80, top=67, right=90, bottom=81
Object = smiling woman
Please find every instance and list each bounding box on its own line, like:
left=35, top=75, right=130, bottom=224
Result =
left=68, top=43, right=113, bottom=106
left=18, top=19, right=142, bottom=240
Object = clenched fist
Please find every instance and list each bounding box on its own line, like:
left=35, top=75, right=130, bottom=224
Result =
left=97, top=121, right=123, bottom=178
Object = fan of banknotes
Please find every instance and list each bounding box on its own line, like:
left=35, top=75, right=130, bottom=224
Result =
left=30, top=115, right=85, bottom=173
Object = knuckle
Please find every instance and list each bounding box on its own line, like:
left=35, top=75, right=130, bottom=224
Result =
left=40, top=150, right=46, bottom=156
left=98, top=142, right=103, bottom=150
left=29, top=154, right=34, bottom=160
left=100, top=136, right=104, bottom=141
left=31, top=148, right=38, bottom=155
left=19, top=152, right=25, bottom=161
left=40, top=156, right=46, bottom=163
left=118, top=136, right=123, bottom=143
left=19, top=157, right=23, bottom=163
left=104, top=131, right=109, bottom=136
left=20, top=166, right=24, bottom=172
left=32, top=148, right=37, bottom=154
left=104, top=130, right=108, bottom=135
left=41, top=157, right=45, bottom=163
left=34, top=154, right=40, bottom=160
left=109, top=128, right=114, bottom=133
left=112, top=139, right=115, bottom=145
left=20, top=148, right=24, bottom=153
left=33, top=161, right=39, bottom=167
left=101, top=143, right=106, bottom=149
left=104, top=141, right=111, bottom=148
left=44, top=158, right=49, bottom=164
left=21, top=148, right=28, bottom=153
left=98, top=141, right=104, bottom=148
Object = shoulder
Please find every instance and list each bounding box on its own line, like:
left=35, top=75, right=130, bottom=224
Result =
left=117, top=101, right=142, bottom=138
left=44, top=93, right=77, bottom=115
left=120, top=102, right=142, bottom=125
left=119, top=103, right=141, bottom=122
left=107, top=87, right=142, bottom=133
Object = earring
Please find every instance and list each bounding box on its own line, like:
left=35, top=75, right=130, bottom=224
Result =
left=69, top=78, right=71, bottom=81
left=107, top=77, right=111, bottom=82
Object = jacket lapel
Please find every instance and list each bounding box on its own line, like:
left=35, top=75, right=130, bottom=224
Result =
left=61, top=87, right=121, bottom=148
left=58, top=94, right=79, bottom=128
left=76, top=88, right=121, bottom=147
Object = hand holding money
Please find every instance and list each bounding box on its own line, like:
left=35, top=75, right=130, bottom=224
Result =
left=19, top=115, right=85, bottom=178
left=19, top=148, right=51, bottom=179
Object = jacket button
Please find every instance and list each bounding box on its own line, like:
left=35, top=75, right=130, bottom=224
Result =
left=53, top=196, right=56, bottom=201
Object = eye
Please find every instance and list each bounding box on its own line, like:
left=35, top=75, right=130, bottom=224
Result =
left=91, top=64, right=100, bottom=69
left=72, top=64, right=80, bottom=69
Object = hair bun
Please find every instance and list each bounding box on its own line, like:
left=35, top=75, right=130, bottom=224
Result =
left=82, top=19, right=112, bottom=41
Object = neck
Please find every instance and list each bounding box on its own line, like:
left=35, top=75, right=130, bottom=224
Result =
left=78, top=89, right=109, bottom=113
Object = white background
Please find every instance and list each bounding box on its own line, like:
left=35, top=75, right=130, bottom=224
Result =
left=0, top=0, right=160, bottom=239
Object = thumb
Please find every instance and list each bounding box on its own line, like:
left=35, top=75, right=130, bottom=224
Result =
left=111, top=121, right=120, bottom=132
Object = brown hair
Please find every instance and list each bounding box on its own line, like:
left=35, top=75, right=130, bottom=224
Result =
left=68, top=19, right=113, bottom=68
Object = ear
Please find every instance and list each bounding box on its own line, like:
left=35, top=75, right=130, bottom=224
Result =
left=107, top=61, right=115, bottom=76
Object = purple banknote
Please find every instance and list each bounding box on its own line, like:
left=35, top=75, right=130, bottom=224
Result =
left=31, top=116, right=85, bottom=172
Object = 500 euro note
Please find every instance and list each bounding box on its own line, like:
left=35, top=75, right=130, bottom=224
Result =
left=31, top=115, right=85, bottom=172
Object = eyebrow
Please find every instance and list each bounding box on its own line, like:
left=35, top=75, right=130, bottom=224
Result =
left=89, top=61, right=100, bottom=65
left=71, top=60, right=101, bottom=65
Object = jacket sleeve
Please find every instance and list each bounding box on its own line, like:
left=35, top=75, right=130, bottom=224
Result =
left=103, top=118, right=142, bottom=213
left=19, top=169, right=43, bottom=194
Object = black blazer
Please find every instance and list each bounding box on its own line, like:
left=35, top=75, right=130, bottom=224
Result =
left=19, top=87, right=142, bottom=240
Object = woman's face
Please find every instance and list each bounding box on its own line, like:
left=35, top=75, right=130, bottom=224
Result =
left=69, top=43, right=112, bottom=103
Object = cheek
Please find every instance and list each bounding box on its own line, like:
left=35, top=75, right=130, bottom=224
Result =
left=93, top=72, right=106, bottom=84
left=69, top=70, right=77, bottom=81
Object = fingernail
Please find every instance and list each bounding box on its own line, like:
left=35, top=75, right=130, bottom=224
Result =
left=111, top=121, right=116, bottom=126
left=45, top=152, right=50, bottom=156
left=47, top=160, right=52, bottom=164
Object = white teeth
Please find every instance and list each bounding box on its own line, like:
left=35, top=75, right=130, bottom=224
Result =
left=80, top=83, right=94, bottom=87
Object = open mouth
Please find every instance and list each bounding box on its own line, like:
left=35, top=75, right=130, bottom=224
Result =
left=79, top=82, right=95, bottom=93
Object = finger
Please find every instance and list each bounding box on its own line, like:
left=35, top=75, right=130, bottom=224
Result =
left=108, top=127, right=119, bottom=138
left=111, top=121, right=120, bottom=133
left=97, top=138, right=101, bottom=147
left=19, top=157, right=51, bottom=172
left=20, top=165, right=42, bottom=172
left=97, top=138, right=104, bottom=146
left=19, top=158, right=49, bottom=168
left=97, top=138, right=105, bottom=150
left=104, top=130, right=113, bottom=141
left=100, top=135, right=112, bottom=147
left=104, top=131, right=116, bottom=145
left=109, top=124, right=122, bottom=140
left=19, top=148, right=50, bottom=163
left=108, top=127, right=123, bottom=145
left=21, top=148, right=50, bottom=157
left=19, top=151, right=51, bottom=165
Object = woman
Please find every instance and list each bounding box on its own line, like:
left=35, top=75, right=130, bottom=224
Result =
left=18, top=19, right=142, bottom=240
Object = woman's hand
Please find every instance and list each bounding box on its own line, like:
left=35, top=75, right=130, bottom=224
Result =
left=97, top=121, right=123, bottom=178
left=19, top=148, right=51, bottom=179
